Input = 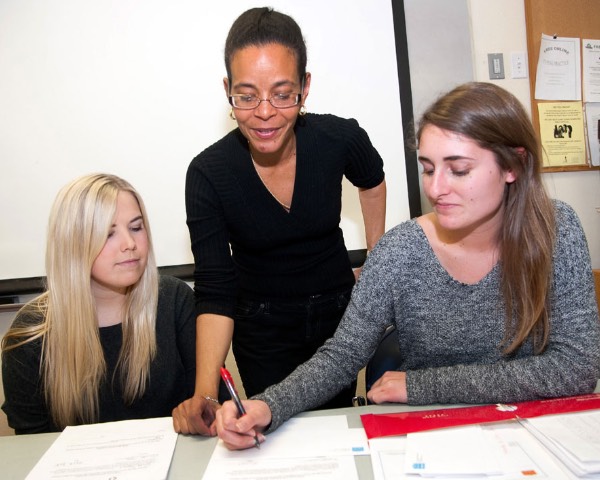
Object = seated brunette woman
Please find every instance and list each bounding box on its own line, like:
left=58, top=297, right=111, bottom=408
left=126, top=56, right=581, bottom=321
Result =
left=214, top=82, right=600, bottom=450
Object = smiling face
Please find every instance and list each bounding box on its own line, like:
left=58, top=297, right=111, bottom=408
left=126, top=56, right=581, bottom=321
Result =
left=90, top=191, right=148, bottom=296
left=418, top=124, right=516, bottom=237
left=224, top=43, right=310, bottom=159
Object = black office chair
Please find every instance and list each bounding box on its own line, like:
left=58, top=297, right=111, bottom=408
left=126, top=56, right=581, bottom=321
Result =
left=365, top=324, right=402, bottom=392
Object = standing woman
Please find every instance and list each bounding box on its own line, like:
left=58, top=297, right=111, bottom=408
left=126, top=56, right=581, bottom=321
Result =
left=2, top=174, right=197, bottom=434
left=175, top=7, right=386, bottom=434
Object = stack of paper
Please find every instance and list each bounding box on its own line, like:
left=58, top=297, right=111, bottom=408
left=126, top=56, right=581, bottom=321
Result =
left=522, top=410, right=600, bottom=477
left=369, top=422, right=579, bottom=479
left=363, top=394, right=600, bottom=479
left=360, top=393, right=600, bottom=439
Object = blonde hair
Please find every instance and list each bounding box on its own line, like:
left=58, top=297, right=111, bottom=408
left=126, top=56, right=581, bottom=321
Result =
left=416, top=82, right=556, bottom=355
left=2, top=174, right=158, bottom=428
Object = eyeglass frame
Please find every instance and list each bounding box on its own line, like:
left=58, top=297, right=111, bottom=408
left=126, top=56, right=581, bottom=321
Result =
left=228, top=77, right=306, bottom=110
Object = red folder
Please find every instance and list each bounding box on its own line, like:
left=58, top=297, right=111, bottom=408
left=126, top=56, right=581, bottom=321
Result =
left=360, top=393, right=600, bottom=439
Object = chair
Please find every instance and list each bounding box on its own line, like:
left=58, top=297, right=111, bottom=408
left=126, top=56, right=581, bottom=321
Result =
left=365, top=324, right=402, bottom=392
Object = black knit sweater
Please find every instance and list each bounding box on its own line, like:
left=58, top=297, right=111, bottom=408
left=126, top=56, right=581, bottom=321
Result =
left=2, top=276, right=196, bottom=434
left=185, top=113, right=385, bottom=316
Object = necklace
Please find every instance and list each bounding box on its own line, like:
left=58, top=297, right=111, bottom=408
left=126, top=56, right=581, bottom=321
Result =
left=251, top=153, right=294, bottom=212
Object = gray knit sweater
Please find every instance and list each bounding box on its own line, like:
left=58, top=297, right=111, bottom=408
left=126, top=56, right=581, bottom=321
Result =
left=256, top=200, right=600, bottom=432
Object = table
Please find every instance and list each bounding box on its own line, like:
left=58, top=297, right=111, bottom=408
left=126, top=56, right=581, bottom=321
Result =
left=0, top=403, right=442, bottom=479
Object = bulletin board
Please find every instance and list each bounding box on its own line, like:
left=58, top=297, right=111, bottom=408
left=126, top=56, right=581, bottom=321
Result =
left=524, top=0, right=600, bottom=172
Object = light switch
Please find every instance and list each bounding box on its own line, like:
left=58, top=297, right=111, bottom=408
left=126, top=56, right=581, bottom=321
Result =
left=511, top=52, right=528, bottom=79
left=487, top=53, right=505, bottom=80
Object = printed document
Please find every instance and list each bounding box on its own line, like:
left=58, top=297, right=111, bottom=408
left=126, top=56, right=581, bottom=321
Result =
left=26, top=417, right=178, bottom=480
left=538, top=102, right=587, bottom=166
left=535, top=34, right=581, bottom=100
left=585, top=102, right=600, bottom=166
left=202, top=415, right=368, bottom=479
left=583, top=39, right=600, bottom=103
left=369, top=423, right=579, bottom=479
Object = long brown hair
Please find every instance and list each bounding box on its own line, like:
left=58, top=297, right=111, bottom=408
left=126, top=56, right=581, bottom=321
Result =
left=416, top=82, right=556, bottom=354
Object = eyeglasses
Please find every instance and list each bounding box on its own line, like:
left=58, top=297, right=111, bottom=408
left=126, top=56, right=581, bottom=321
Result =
left=229, top=92, right=302, bottom=110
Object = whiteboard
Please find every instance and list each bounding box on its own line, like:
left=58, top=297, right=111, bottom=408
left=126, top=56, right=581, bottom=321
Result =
left=0, top=0, right=409, bottom=281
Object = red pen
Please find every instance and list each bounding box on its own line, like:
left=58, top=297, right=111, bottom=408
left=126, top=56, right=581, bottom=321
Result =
left=220, top=367, right=261, bottom=449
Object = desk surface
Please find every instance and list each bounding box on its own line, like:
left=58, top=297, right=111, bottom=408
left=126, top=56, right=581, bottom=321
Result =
left=0, top=403, right=439, bottom=480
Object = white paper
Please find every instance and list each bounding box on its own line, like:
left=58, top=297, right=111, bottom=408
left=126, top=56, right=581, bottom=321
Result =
left=404, top=425, right=502, bottom=476
left=203, top=455, right=358, bottom=480
left=26, top=417, right=178, bottom=480
left=202, top=416, right=367, bottom=480
left=369, top=423, right=577, bottom=480
left=209, top=416, right=368, bottom=461
left=583, top=39, right=600, bottom=102
left=368, top=436, right=407, bottom=480
left=535, top=34, right=581, bottom=100
left=585, top=102, right=600, bottom=166
left=522, top=411, right=600, bottom=476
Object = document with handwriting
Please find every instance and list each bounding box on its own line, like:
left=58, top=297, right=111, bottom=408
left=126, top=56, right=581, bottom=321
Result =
left=203, top=415, right=368, bottom=479
left=26, top=417, right=178, bottom=480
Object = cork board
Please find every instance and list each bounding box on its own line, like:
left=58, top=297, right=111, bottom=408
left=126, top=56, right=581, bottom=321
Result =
left=524, top=0, right=600, bottom=172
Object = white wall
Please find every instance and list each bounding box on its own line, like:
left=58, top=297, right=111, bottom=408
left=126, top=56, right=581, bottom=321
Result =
left=468, top=0, right=600, bottom=268
left=0, top=0, right=408, bottom=282
left=404, top=0, right=474, bottom=216
left=407, top=0, right=600, bottom=268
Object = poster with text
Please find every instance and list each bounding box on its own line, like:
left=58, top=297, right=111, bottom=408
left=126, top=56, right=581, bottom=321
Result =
left=535, top=34, right=581, bottom=100
left=585, top=103, right=600, bottom=166
left=583, top=39, right=600, bottom=103
left=538, top=102, right=587, bottom=167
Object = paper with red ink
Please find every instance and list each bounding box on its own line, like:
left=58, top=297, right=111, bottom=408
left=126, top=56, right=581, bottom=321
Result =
left=360, top=393, right=600, bottom=439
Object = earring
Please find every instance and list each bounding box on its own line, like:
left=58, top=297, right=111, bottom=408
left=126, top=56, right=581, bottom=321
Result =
left=229, top=108, right=236, bottom=121
left=299, top=105, right=307, bottom=116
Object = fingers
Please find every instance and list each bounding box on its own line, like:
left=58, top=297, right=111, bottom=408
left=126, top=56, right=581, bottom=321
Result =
left=220, top=426, right=266, bottom=451
left=367, top=371, right=408, bottom=404
left=172, top=396, right=219, bottom=436
left=216, top=400, right=272, bottom=450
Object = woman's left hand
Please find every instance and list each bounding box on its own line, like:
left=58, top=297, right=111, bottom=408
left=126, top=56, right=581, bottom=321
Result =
left=366, top=371, right=408, bottom=404
left=172, top=395, right=220, bottom=436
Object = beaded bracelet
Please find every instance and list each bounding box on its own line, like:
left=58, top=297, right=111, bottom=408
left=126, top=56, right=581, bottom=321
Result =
left=204, top=396, right=220, bottom=404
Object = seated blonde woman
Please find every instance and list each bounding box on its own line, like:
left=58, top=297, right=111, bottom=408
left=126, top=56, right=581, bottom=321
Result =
left=2, top=173, right=197, bottom=434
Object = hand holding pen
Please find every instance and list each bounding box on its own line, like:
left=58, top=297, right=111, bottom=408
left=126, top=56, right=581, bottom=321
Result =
left=220, top=367, right=261, bottom=449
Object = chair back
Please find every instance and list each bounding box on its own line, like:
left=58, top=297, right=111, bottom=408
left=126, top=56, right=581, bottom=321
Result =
left=365, top=324, right=402, bottom=392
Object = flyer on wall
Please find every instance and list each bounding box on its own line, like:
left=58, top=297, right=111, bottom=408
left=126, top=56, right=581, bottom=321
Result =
left=537, top=101, right=587, bottom=167
left=585, top=102, right=600, bottom=166
left=583, top=39, right=600, bottom=103
left=535, top=34, right=581, bottom=101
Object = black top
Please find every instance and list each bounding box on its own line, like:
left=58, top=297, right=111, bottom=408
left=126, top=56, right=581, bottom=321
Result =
left=1, top=276, right=196, bottom=434
left=185, top=113, right=385, bottom=317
